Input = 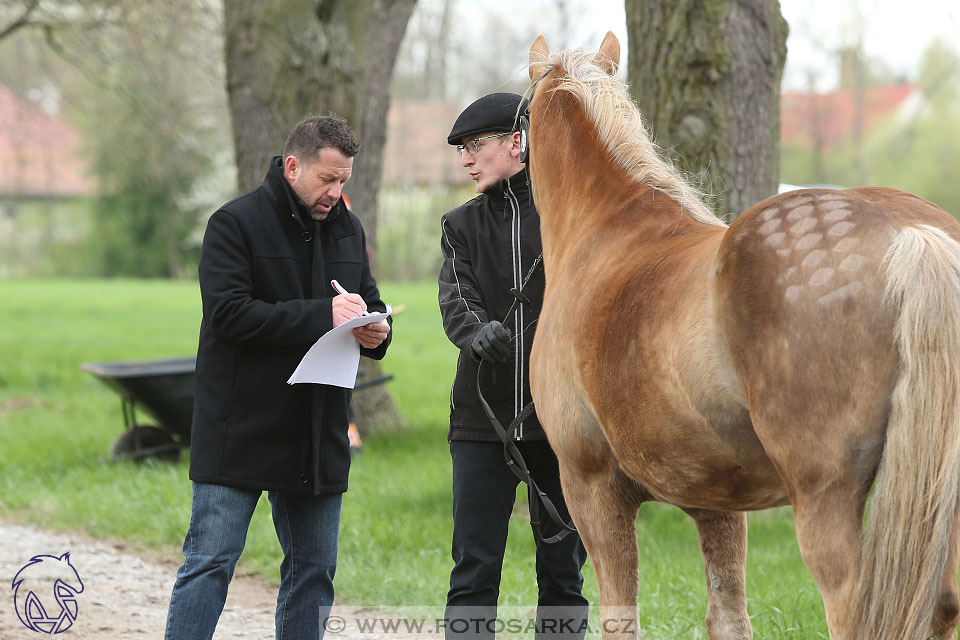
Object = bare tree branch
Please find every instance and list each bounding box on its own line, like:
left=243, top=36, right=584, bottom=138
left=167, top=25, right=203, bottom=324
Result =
left=0, top=0, right=42, bottom=40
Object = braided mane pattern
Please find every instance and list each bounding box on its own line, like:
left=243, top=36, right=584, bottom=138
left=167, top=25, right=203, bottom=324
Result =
left=532, top=50, right=726, bottom=227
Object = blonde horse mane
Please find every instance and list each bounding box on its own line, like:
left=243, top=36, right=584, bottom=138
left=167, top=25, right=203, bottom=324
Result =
left=531, top=48, right=726, bottom=228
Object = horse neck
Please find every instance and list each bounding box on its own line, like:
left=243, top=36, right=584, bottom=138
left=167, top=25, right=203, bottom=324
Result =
left=529, top=99, right=691, bottom=266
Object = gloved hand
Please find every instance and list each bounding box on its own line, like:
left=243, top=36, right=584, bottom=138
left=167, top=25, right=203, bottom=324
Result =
left=471, top=321, right=512, bottom=364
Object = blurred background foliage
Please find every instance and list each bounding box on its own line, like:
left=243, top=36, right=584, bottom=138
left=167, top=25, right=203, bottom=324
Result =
left=1, top=0, right=231, bottom=278
left=0, top=0, right=958, bottom=281
left=780, top=37, right=960, bottom=215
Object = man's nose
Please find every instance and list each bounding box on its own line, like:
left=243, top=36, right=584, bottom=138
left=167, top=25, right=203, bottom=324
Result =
left=327, top=183, right=343, bottom=199
left=460, top=153, right=474, bottom=168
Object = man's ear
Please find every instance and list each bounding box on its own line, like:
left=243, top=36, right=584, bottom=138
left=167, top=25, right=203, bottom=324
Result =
left=283, top=155, right=300, bottom=179
left=508, top=131, right=524, bottom=159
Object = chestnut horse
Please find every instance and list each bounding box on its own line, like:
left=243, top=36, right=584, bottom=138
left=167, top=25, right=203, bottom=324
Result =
left=525, top=32, right=960, bottom=640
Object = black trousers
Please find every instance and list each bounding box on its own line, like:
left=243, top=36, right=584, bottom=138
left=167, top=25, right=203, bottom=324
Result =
left=446, top=440, right=588, bottom=639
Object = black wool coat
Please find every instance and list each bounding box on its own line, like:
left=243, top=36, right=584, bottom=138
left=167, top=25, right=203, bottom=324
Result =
left=190, top=156, right=391, bottom=494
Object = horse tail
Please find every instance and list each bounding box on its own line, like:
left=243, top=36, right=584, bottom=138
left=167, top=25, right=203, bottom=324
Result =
left=853, top=224, right=960, bottom=639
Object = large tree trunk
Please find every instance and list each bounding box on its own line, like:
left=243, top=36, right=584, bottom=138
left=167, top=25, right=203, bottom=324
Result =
left=223, top=0, right=415, bottom=433
left=625, top=0, right=788, bottom=219
left=349, top=1, right=416, bottom=436
left=223, top=0, right=360, bottom=192
left=349, top=0, right=416, bottom=250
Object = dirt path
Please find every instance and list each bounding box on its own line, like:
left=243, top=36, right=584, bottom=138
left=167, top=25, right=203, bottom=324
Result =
left=1, top=521, right=406, bottom=640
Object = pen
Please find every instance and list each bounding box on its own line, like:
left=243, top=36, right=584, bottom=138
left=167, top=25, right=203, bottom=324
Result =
left=331, top=279, right=369, bottom=315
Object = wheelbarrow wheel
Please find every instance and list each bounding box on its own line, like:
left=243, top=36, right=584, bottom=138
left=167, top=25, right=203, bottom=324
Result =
left=111, top=425, right=180, bottom=463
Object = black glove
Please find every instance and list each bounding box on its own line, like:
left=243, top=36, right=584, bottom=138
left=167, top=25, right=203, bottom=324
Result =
left=471, top=321, right=512, bottom=364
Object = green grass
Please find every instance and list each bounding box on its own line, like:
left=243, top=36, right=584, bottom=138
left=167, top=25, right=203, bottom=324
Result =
left=0, top=278, right=827, bottom=637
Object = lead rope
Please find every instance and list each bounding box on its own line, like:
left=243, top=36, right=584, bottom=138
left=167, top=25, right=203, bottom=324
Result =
left=475, top=254, right=578, bottom=544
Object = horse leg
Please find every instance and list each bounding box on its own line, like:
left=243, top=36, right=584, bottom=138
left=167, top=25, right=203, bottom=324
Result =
left=559, top=463, right=644, bottom=639
left=930, top=520, right=960, bottom=639
left=684, top=508, right=752, bottom=640
left=790, top=488, right=865, bottom=639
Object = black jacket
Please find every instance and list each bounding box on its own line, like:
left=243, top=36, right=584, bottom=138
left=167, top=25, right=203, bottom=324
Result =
left=438, top=169, right=545, bottom=441
left=190, top=156, right=390, bottom=494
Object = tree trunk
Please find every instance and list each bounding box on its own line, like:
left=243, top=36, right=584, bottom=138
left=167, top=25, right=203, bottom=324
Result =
left=349, top=0, right=417, bottom=251
left=625, top=0, right=788, bottom=219
left=352, top=359, right=403, bottom=438
left=223, top=0, right=414, bottom=433
left=349, top=2, right=416, bottom=435
left=223, top=0, right=360, bottom=192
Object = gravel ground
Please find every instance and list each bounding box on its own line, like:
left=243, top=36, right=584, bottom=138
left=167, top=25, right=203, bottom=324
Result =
left=1, top=521, right=407, bottom=640
left=1, top=521, right=277, bottom=639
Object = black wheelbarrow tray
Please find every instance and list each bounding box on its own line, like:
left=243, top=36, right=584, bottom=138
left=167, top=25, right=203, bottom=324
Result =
left=80, top=356, right=195, bottom=462
left=79, top=356, right=393, bottom=462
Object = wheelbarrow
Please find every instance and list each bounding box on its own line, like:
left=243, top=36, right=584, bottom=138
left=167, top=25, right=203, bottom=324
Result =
left=80, top=356, right=394, bottom=462
left=80, top=357, right=195, bottom=462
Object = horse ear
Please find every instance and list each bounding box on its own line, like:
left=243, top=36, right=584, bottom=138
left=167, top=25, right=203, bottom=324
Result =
left=593, top=31, right=620, bottom=75
left=529, top=34, right=550, bottom=81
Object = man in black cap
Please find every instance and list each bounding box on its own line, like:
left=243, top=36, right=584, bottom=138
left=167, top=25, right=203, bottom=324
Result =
left=438, top=93, right=588, bottom=639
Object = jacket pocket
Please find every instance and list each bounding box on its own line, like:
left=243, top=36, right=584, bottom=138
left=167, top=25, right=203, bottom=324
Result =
left=326, top=258, right=362, bottom=294
left=253, top=256, right=307, bottom=302
left=224, top=351, right=262, bottom=425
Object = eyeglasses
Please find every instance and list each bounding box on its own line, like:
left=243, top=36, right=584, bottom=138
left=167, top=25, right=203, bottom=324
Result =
left=456, top=132, right=510, bottom=157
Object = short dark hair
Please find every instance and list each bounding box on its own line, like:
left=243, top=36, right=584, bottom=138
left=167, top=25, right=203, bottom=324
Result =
left=283, top=115, right=360, bottom=162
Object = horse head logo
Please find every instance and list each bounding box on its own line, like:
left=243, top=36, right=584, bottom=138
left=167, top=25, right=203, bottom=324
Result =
left=11, top=552, right=84, bottom=634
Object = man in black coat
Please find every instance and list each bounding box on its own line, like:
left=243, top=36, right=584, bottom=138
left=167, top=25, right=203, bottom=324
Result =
left=165, top=115, right=391, bottom=640
left=438, top=93, right=587, bottom=639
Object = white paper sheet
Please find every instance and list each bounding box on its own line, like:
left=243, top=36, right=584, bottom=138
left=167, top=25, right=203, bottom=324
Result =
left=287, top=305, right=392, bottom=388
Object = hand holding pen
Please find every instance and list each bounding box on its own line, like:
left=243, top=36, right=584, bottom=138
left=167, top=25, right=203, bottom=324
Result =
left=331, top=279, right=390, bottom=349
left=331, top=279, right=368, bottom=326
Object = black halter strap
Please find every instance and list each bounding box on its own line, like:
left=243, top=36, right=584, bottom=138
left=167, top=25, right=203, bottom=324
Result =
left=475, top=254, right=578, bottom=544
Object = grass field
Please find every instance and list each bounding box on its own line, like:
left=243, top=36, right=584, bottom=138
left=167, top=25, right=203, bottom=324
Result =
left=0, top=278, right=830, bottom=637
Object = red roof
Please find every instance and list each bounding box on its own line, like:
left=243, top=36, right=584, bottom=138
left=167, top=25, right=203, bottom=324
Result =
left=0, top=85, right=95, bottom=198
left=382, top=100, right=469, bottom=186
left=781, top=85, right=917, bottom=150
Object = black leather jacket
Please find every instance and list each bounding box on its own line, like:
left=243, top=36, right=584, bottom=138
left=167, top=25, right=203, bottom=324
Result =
left=438, top=169, right=545, bottom=441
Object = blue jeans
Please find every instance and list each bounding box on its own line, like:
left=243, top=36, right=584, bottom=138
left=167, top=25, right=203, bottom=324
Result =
left=165, top=482, right=342, bottom=640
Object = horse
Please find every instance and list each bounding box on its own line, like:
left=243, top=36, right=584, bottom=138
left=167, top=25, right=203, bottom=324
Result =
left=524, top=31, right=960, bottom=640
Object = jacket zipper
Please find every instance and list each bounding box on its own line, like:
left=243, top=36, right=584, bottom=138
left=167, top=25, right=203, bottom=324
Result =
left=505, top=183, right=524, bottom=440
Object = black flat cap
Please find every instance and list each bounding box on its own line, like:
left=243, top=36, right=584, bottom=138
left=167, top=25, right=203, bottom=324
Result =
left=447, top=92, right=527, bottom=145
